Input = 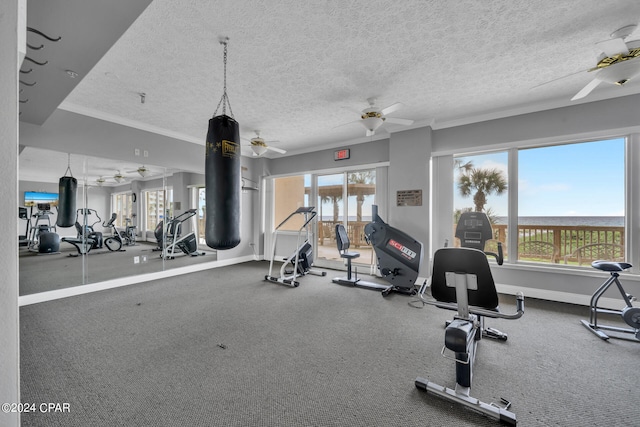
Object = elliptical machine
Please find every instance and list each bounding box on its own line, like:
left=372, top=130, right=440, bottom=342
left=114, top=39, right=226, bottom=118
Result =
left=160, top=208, right=205, bottom=259
left=61, top=208, right=103, bottom=256
left=103, top=213, right=125, bottom=252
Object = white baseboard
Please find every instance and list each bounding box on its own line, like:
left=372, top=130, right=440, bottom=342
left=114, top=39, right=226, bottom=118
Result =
left=19, top=255, right=256, bottom=306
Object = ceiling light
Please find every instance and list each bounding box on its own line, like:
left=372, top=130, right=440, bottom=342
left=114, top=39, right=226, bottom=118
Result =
left=114, top=172, right=124, bottom=183
left=138, top=166, right=149, bottom=177
left=251, top=144, right=268, bottom=156
left=96, top=177, right=105, bottom=187
left=361, top=116, right=384, bottom=134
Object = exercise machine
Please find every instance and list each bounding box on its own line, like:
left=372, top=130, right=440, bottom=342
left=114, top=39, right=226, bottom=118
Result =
left=416, top=211, right=504, bottom=311
left=332, top=222, right=395, bottom=292
left=455, top=211, right=503, bottom=264
left=121, top=217, right=137, bottom=246
left=581, top=260, right=640, bottom=341
left=102, top=213, right=126, bottom=252
left=415, top=247, right=525, bottom=426
left=265, top=207, right=326, bottom=287
left=161, top=208, right=205, bottom=259
left=359, top=205, right=424, bottom=296
left=27, top=203, right=60, bottom=254
left=61, top=209, right=103, bottom=256
left=19, top=207, right=30, bottom=247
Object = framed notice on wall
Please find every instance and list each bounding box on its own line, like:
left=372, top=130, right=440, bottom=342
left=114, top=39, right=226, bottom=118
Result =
left=397, top=189, right=422, bottom=206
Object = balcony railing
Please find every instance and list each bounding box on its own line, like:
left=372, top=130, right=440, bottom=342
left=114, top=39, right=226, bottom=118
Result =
left=491, top=224, right=624, bottom=265
left=317, top=220, right=625, bottom=266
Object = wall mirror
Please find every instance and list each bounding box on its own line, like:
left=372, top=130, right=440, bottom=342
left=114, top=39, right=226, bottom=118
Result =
left=18, top=146, right=215, bottom=296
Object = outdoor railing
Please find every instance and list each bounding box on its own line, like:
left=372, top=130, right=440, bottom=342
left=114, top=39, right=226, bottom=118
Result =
left=314, top=220, right=626, bottom=266
left=491, top=224, right=624, bottom=265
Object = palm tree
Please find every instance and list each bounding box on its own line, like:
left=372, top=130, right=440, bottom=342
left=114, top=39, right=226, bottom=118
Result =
left=458, top=167, right=507, bottom=212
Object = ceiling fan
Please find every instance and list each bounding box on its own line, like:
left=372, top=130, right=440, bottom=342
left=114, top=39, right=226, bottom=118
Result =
left=338, top=98, right=414, bottom=136
left=571, top=24, right=640, bottom=100
left=244, top=130, right=287, bottom=157
left=125, top=165, right=151, bottom=178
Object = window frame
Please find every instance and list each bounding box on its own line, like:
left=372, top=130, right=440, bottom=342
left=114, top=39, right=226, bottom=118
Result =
left=437, top=133, right=638, bottom=274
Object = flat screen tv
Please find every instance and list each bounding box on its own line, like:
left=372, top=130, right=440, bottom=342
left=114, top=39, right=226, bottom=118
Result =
left=24, top=191, right=59, bottom=208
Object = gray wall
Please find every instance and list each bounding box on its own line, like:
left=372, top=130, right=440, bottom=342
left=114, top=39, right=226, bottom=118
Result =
left=1, top=1, right=20, bottom=425
left=267, top=138, right=390, bottom=176
left=433, top=93, right=640, bottom=153
left=387, top=127, right=431, bottom=276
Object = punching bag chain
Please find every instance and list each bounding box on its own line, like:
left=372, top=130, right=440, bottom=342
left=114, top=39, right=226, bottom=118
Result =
left=63, top=153, right=74, bottom=177
left=214, top=37, right=234, bottom=118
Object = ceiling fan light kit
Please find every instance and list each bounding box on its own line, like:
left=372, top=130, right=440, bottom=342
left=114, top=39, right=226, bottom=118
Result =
left=570, top=23, right=640, bottom=100
left=137, top=166, right=149, bottom=177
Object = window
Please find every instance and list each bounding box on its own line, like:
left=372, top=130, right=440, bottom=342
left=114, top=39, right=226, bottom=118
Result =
left=453, top=152, right=508, bottom=259
left=452, top=138, right=625, bottom=266
left=273, top=175, right=311, bottom=231
left=518, top=139, right=624, bottom=265
left=143, top=188, right=172, bottom=233
left=111, top=192, right=134, bottom=228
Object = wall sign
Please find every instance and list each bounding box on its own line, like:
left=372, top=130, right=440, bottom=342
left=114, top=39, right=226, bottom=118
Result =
left=397, top=189, right=422, bottom=206
left=334, top=148, right=350, bottom=161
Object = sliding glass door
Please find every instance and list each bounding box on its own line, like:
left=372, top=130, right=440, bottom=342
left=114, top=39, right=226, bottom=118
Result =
left=315, top=170, right=376, bottom=269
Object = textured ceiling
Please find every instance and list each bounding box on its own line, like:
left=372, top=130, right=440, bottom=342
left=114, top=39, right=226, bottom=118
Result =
left=20, top=0, right=640, bottom=181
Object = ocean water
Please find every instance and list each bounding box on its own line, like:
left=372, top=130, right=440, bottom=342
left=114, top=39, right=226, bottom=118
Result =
left=495, top=216, right=624, bottom=227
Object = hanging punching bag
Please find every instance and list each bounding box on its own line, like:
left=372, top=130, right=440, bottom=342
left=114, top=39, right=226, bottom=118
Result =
left=56, top=175, right=77, bottom=228
left=205, top=114, right=241, bottom=249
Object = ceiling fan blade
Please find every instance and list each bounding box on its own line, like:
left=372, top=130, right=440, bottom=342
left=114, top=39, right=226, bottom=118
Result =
left=531, top=69, right=589, bottom=90
left=267, top=146, right=287, bottom=154
left=571, top=77, right=603, bottom=101
left=333, top=120, right=360, bottom=129
left=385, top=117, right=414, bottom=126
left=380, top=102, right=403, bottom=116
left=596, top=37, right=629, bottom=57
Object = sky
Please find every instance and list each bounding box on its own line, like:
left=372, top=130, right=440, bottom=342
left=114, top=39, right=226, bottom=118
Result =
left=454, top=138, right=625, bottom=217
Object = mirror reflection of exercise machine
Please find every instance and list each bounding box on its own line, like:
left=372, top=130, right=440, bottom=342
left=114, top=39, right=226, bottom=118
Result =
left=61, top=209, right=103, bottom=256
left=265, top=207, right=326, bottom=287
left=416, top=247, right=525, bottom=426
left=102, top=213, right=126, bottom=252
left=27, top=203, right=60, bottom=254
left=19, top=207, right=29, bottom=247
left=160, top=209, right=205, bottom=259
left=582, top=260, right=640, bottom=341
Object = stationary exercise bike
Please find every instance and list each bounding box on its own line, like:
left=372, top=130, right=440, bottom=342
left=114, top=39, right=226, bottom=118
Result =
left=416, top=247, right=525, bottom=426
left=581, top=260, right=640, bottom=341
left=103, top=213, right=126, bottom=252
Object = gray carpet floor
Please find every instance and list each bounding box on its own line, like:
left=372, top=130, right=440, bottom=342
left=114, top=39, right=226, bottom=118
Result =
left=19, top=241, right=215, bottom=296
left=19, top=261, right=640, bottom=426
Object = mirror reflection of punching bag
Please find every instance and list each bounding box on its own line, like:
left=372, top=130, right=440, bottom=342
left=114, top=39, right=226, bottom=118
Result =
left=56, top=174, right=77, bottom=228
left=205, top=114, right=241, bottom=249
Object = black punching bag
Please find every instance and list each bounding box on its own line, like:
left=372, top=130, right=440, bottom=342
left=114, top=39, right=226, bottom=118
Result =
left=56, top=175, right=77, bottom=228
left=205, top=114, right=241, bottom=249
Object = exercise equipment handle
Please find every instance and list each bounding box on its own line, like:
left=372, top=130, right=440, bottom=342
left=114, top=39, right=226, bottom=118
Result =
left=485, top=242, right=504, bottom=265
left=421, top=291, right=524, bottom=320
